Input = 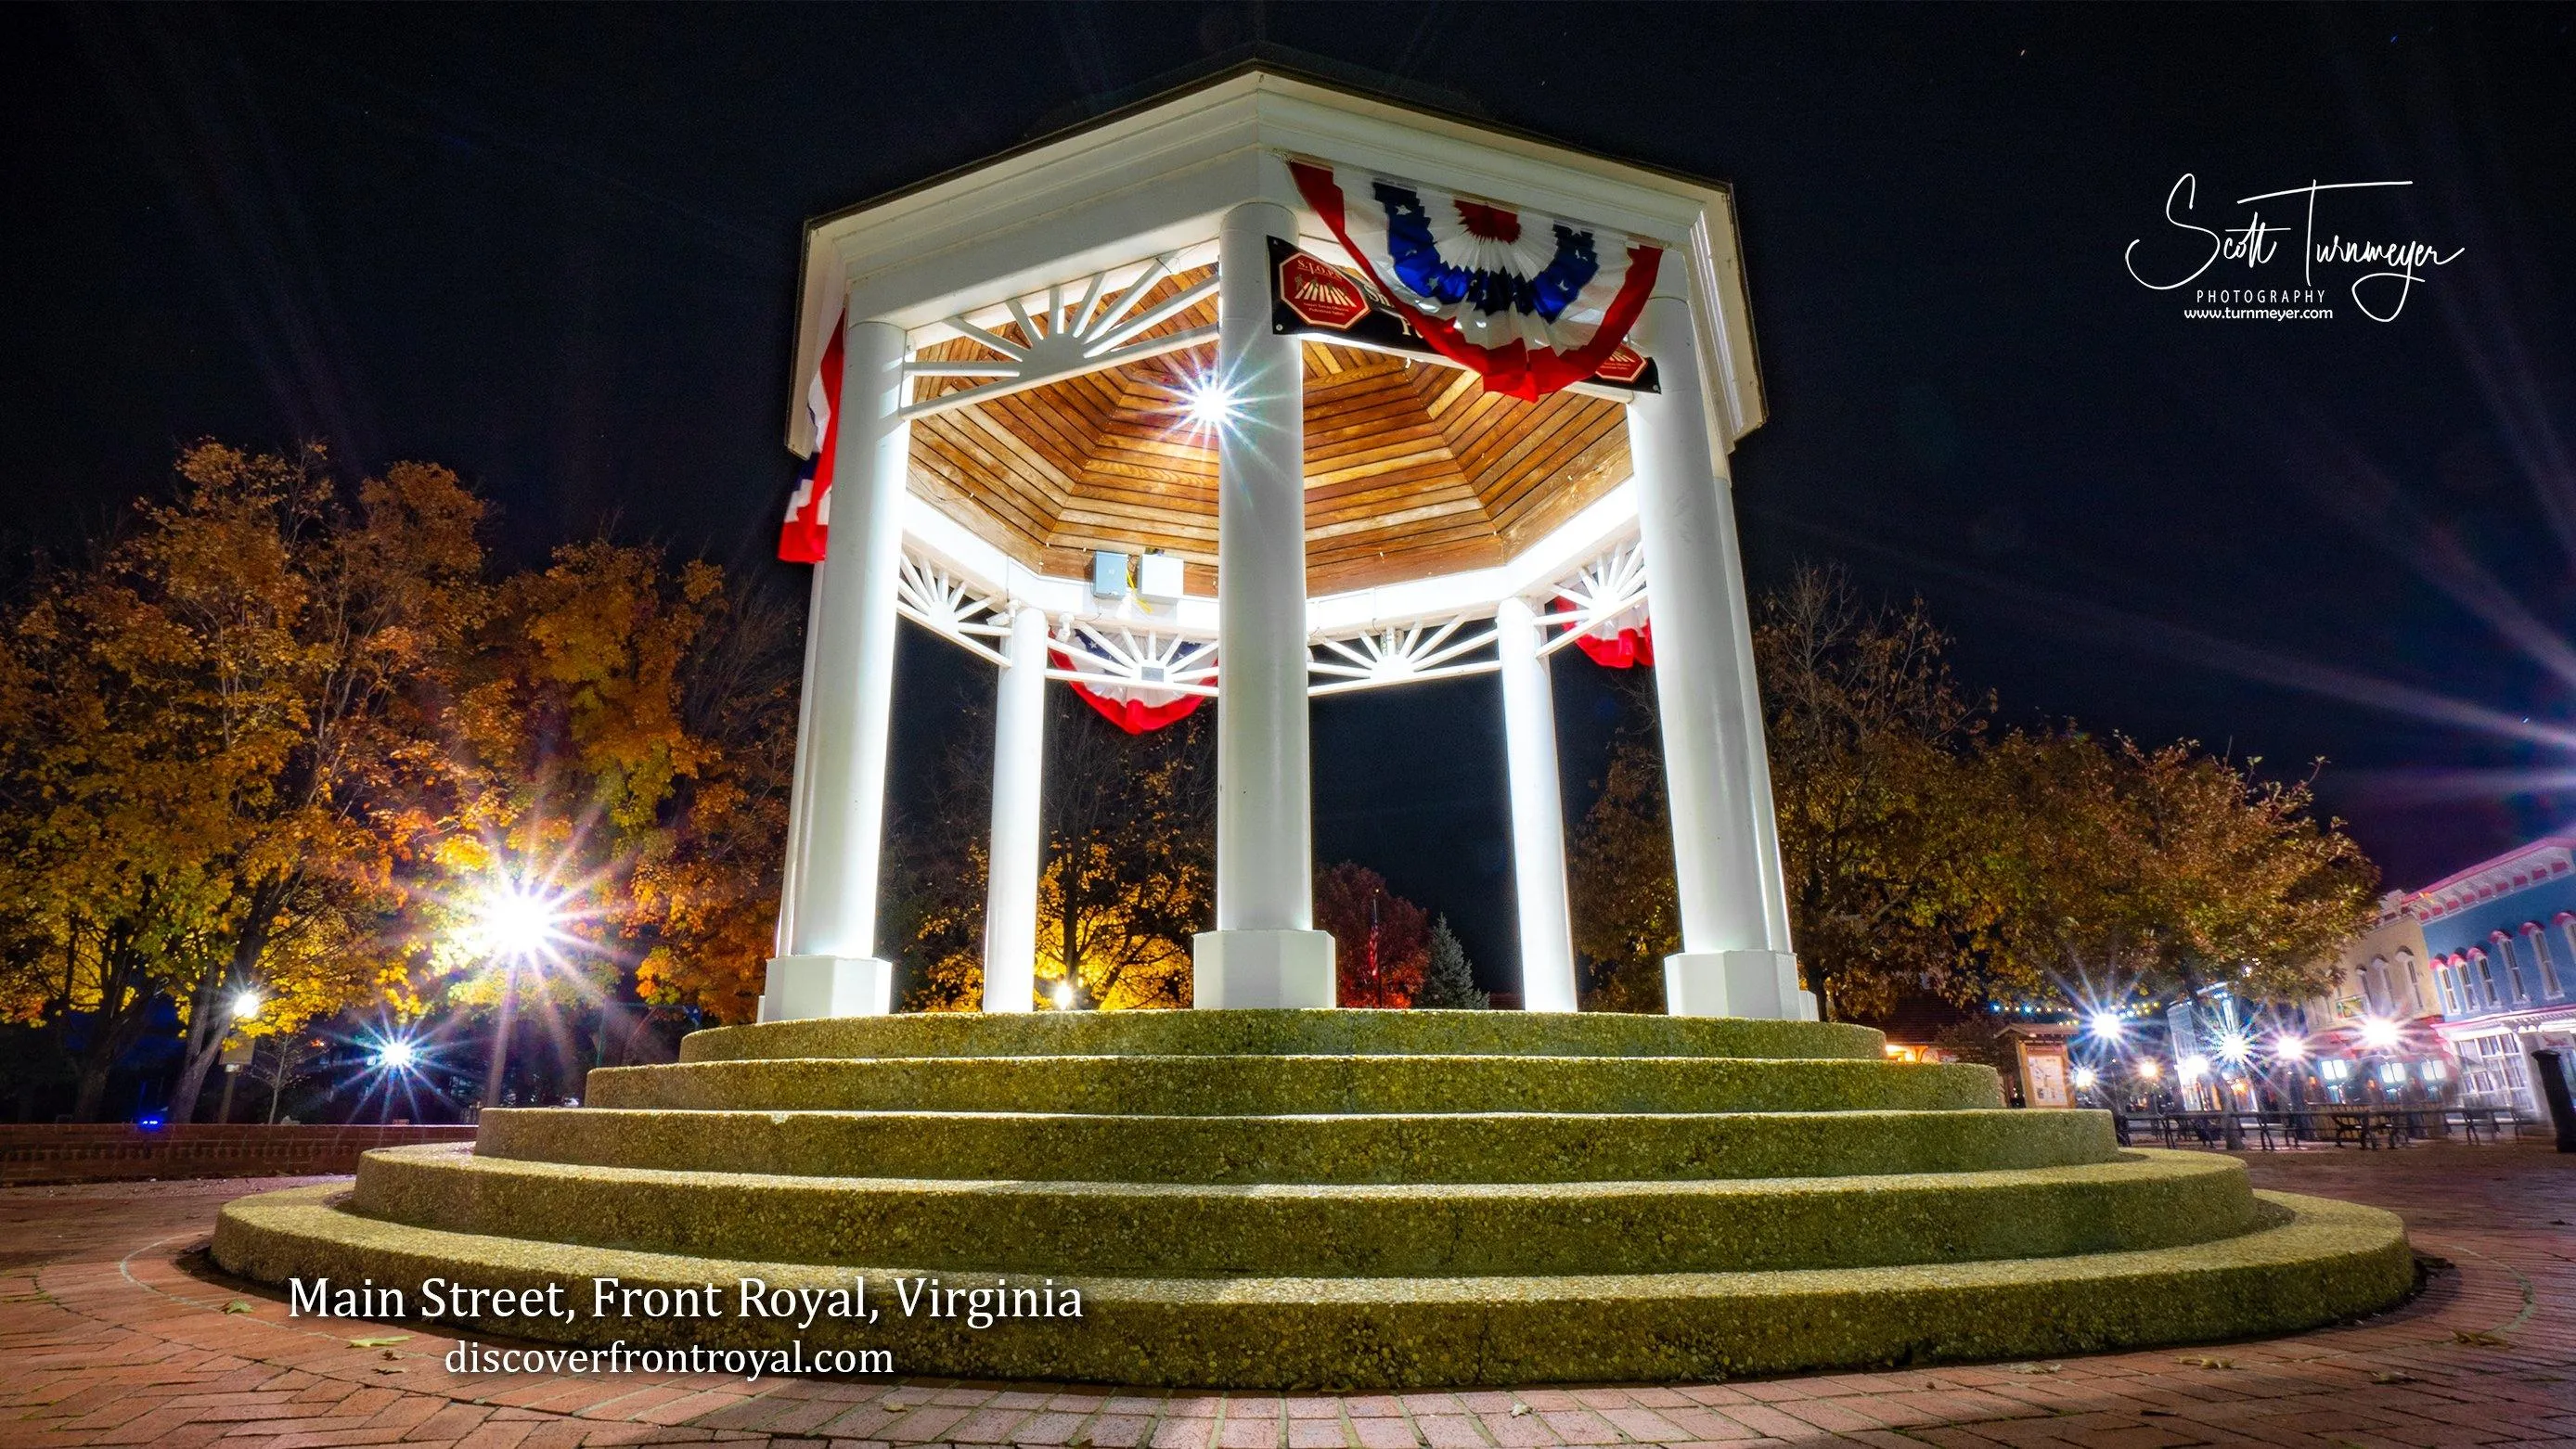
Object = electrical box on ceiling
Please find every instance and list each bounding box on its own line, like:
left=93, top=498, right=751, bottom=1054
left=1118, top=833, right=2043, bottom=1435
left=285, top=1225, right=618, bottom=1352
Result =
left=1136, top=552, right=1184, bottom=603
left=1091, top=551, right=1130, bottom=598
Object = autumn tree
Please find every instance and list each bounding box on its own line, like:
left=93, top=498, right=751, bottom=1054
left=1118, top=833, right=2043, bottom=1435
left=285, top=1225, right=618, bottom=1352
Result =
left=438, top=540, right=798, bottom=1051
left=1567, top=697, right=1679, bottom=1012
left=892, top=688, right=1214, bottom=1012
left=1972, top=730, right=2376, bottom=1007
left=1758, top=565, right=1993, bottom=1018
left=1565, top=564, right=2379, bottom=1020
left=0, top=443, right=483, bottom=1120
left=1317, top=863, right=1430, bottom=1007
left=630, top=576, right=802, bottom=1022
left=1037, top=701, right=1210, bottom=1009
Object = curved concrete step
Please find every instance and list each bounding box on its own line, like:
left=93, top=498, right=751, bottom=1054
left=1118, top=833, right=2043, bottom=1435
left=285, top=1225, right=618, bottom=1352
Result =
left=680, top=1010, right=1885, bottom=1064
left=212, top=1181, right=2415, bottom=1388
left=352, top=1144, right=2261, bottom=1277
left=585, top=1054, right=2003, bottom=1116
left=477, top=1107, right=2119, bottom=1185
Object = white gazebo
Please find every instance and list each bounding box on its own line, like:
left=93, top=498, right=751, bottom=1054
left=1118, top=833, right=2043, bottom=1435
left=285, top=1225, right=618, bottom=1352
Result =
left=758, top=65, right=1810, bottom=1023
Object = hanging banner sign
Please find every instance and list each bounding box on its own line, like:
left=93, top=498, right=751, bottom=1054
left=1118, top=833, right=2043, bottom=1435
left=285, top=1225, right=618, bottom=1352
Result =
left=1269, top=237, right=1658, bottom=396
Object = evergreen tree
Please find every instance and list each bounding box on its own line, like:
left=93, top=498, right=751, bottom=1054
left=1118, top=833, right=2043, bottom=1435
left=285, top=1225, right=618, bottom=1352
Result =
left=1415, top=916, right=1488, bottom=1009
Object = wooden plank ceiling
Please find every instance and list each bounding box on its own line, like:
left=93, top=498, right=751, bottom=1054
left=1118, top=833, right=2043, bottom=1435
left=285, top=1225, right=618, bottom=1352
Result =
left=908, top=265, right=1633, bottom=596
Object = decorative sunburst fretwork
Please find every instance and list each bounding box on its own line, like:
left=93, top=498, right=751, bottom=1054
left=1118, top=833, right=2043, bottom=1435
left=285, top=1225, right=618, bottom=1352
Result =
left=1538, top=540, right=1648, bottom=655
left=903, top=254, right=1220, bottom=421
left=894, top=554, right=1012, bottom=667
left=1048, top=622, right=1220, bottom=701
left=1307, top=615, right=1501, bottom=697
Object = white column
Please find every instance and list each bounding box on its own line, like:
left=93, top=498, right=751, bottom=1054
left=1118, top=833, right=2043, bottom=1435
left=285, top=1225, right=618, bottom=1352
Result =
left=760, top=314, right=906, bottom=1021
left=981, top=607, right=1049, bottom=1012
left=1495, top=596, right=1578, bottom=1013
left=771, top=565, right=827, bottom=961
left=1192, top=199, right=1336, bottom=1008
left=1627, top=292, right=1813, bottom=1021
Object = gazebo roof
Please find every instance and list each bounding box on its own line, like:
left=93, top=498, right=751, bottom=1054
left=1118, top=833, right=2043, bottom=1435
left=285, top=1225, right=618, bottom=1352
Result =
left=787, top=60, right=1765, bottom=616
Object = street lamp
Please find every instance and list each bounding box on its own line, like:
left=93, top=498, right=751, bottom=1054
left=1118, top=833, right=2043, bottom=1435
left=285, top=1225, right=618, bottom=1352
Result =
left=217, top=991, right=263, bottom=1123
left=473, top=876, right=567, bottom=1111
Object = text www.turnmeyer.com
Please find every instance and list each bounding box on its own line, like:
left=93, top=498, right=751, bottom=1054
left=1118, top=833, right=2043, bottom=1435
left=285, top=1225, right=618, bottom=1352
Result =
left=444, top=1340, right=892, bottom=1382
left=2179, top=287, right=2333, bottom=321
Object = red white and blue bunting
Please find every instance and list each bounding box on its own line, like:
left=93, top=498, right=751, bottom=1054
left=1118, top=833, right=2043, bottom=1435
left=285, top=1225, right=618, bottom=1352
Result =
left=1050, top=624, right=1217, bottom=736
left=1289, top=160, right=1663, bottom=402
left=778, top=311, right=844, bottom=564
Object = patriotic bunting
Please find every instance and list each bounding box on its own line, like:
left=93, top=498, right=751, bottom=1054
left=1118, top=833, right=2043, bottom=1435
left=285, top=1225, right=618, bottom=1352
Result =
left=1574, top=620, right=1654, bottom=669
left=1289, top=160, right=1663, bottom=401
left=778, top=311, right=844, bottom=564
left=1050, top=647, right=1207, bottom=735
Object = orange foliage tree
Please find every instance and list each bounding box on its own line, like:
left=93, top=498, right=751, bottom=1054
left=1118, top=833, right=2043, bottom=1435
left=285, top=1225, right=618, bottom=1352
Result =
left=0, top=443, right=803, bottom=1119
left=1316, top=863, right=1430, bottom=1007
left=0, top=443, right=484, bottom=1120
left=437, top=541, right=799, bottom=1042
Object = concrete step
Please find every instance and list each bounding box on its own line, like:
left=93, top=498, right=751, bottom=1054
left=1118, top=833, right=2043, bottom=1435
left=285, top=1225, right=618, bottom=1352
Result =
left=212, top=1180, right=2415, bottom=1388
left=352, top=1143, right=2262, bottom=1277
left=475, top=1106, right=2119, bottom=1185
left=585, top=1053, right=2003, bottom=1116
left=678, top=1008, right=1886, bottom=1064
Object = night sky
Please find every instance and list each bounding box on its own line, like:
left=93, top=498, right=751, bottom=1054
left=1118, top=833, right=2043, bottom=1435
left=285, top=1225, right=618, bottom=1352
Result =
left=6, top=5, right=2575, bottom=982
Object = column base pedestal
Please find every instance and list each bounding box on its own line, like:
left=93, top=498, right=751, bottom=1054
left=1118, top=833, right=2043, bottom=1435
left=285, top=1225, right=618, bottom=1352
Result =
left=1191, top=930, right=1337, bottom=1008
left=1663, top=950, right=1817, bottom=1021
left=758, top=955, right=895, bottom=1022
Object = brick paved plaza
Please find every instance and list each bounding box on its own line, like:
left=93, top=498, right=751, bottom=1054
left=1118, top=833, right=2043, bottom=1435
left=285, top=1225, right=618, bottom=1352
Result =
left=2, top=1143, right=2568, bottom=1449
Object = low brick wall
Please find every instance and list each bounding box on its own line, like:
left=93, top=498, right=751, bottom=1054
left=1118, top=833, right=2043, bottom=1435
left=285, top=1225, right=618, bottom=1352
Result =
left=0, top=1123, right=478, bottom=1186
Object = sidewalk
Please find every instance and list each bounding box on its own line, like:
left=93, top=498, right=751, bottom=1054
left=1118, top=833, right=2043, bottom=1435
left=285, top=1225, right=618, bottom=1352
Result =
left=1, top=1143, right=2567, bottom=1449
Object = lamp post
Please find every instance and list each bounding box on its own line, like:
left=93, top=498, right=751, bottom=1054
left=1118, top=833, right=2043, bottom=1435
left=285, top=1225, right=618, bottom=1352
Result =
left=216, top=990, right=262, bottom=1123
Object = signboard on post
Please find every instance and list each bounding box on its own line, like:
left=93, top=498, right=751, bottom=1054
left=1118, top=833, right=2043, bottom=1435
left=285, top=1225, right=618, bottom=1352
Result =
left=2017, top=1040, right=2074, bottom=1109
